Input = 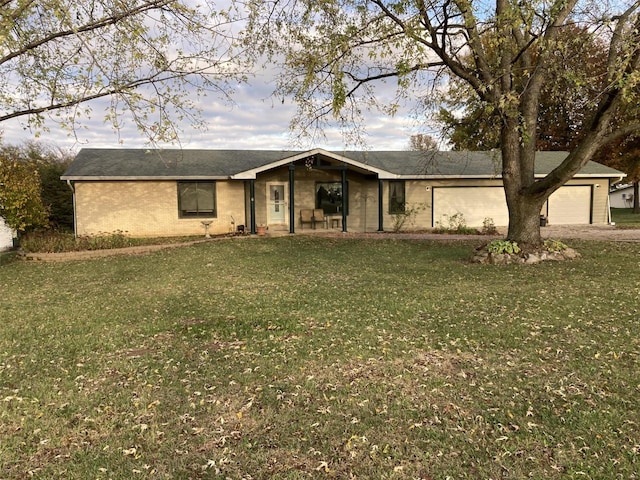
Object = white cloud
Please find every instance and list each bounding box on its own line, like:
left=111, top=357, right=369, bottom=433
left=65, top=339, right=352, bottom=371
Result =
left=0, top=70, right=429, bottom=153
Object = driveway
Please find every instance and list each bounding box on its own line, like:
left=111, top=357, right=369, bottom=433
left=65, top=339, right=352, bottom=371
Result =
left=310, top=224, right=640, bottom=242
left=539, top=224, right=640, bottom=241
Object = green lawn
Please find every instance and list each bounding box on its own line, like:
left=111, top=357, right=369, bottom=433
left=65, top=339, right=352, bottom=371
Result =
left=612, top=207, right=640, bottom=227
left=1, top=237, right=639, bottom=479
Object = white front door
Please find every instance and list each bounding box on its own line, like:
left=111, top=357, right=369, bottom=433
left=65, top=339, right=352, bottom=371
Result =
left=267, top=183, right=288, bottom=226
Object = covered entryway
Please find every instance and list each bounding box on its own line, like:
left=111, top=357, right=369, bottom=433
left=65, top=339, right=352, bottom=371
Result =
left=433, top=186, right=509, bottom=227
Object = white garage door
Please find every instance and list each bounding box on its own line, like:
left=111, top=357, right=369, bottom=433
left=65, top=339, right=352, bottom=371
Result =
left=433, top=187, right=509, bottom=227
left=547, top=186, right=591, bottom=225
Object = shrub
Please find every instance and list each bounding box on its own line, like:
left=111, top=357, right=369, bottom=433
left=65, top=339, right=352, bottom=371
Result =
left=391, top=203, right=426, bottom=232
left=434, top=212, right=478, bottom=234
left=19, top=230, right=139, bottom=253
left=543, top=239, right=568, bottom=252
left=481, top=217, right=499, bottom=235
left=19, top=230, right=202, bottom=253
left=486, top=239, right=521, bottom=255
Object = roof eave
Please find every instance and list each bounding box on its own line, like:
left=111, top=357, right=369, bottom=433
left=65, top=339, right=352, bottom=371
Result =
left=60, top=175, right=230, bottom=181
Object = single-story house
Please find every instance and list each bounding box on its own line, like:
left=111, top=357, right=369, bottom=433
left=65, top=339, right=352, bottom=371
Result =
left=609, top=183, right=635, bottom=209
left=0, top=216, right=15, bottom=251
left=61, top=148, right=625, bottom=237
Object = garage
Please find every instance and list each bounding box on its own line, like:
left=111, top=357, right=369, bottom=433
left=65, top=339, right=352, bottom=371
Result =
left=433, top=185, right=593, bottom=227
left=433, top=187, right=509, bottom=227
left=546, top=186, right=592, bottom=225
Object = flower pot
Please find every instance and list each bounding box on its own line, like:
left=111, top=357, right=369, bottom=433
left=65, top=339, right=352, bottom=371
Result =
left=256, top=225, right=267, bottom=236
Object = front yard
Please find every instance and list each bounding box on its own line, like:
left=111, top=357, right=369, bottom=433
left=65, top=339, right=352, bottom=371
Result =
left=1, top=236, right=639, bottom=479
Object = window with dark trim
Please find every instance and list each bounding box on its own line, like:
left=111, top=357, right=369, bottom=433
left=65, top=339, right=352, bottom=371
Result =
left=316, top=181, right=348, bottom=214
left=178, top=181, right=217, bottom=218
left=389, top=181, right=405, bottom=214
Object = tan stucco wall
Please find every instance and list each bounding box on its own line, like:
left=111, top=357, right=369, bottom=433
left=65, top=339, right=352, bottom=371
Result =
left=74, top=180, right=245, bottom=237
left=73, top=175, right=612, bottom=237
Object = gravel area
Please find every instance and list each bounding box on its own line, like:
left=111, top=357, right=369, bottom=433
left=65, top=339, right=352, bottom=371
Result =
left=539, top=224, right=640, bottom=241
left=310, top=224, right=640, bottom=242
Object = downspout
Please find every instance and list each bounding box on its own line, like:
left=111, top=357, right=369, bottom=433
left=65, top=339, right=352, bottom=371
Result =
left=66, top=180, right=77, bottom=238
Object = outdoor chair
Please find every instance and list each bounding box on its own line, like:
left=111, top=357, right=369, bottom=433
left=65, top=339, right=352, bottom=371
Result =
left=300, top=209, right=314, bottom=229
left=313, top=209, right=328, bottom=229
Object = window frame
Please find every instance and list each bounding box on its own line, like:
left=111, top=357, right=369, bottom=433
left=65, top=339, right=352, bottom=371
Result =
left=177, top=181, right=217, bottom=218
left=389, top=180, right=406, bottom=214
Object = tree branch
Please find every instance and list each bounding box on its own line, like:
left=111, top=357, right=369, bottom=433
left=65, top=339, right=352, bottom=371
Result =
left=0, top=0, right=175, bottom=66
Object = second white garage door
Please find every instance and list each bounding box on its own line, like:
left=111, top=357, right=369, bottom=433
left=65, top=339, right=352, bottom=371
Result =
left=433, top=185, right=593, bottom=227
left=547, top=186, right=592, bottom=225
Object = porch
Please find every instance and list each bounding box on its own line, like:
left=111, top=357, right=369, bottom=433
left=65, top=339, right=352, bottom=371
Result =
left=240, top=151, right=392, bottom=234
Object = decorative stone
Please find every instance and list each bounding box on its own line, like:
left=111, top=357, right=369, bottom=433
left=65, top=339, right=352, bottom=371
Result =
left=562, top=248, right=580, bottom=259
left=470, top=242, right=581, bottom=265
left=524, top=253, right=542, bottom=264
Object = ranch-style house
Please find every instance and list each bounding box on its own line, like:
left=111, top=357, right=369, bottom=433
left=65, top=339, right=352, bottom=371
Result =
left=61, top=148, right=625, bottom=237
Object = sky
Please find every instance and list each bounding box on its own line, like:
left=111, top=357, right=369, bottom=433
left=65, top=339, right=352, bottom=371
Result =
left=0, top=69, right=433, bottom=154
left=0, top=0, right=445, bottom=155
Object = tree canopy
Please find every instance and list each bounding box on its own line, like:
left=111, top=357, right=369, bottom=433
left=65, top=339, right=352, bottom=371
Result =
left=0, top=0, right=247, bottom=143
left=246, top=0, right=640, bottom=245
left=436, top=25, right=611, bottom=152
left=0, top=153, right=47, bottom=232
left=0, top=142, right=74, bottom=232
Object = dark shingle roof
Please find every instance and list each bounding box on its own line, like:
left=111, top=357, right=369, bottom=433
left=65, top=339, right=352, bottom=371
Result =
left=62, top=149, right=304, bottom=179
left=61, top=148, right=624, bottom=180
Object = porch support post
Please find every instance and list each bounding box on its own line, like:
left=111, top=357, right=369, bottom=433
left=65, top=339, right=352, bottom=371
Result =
left=341, top=166, right=347, bottom=232
left=249, top=179, right=256, bottom=234
left=289, top=164, right=296, bottom=234
left=377, top=179, right=384, bottom=231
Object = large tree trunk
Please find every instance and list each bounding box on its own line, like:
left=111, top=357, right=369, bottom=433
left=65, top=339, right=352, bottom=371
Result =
left=634, top=181, right=640, bottom=214
left=505, top=194, right=546, bottom=245
left=500, top=107, right=546, bottom=246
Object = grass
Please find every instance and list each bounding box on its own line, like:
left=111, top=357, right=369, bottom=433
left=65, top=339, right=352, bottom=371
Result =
left=0, top=250, right=16, bottom=265
left=1, top=236, right=639, bottom=479
left=611, top=208, right=640, bottom=228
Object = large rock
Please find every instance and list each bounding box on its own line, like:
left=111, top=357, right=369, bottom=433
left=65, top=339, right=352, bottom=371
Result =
left=471, top=245, right=581, bottom=264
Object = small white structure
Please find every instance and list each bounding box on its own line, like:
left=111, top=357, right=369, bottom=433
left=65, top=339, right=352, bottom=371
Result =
left=610, top=184, right=635, bottom=209
left=0, top=216, right=15, bottom=251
